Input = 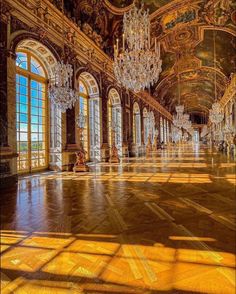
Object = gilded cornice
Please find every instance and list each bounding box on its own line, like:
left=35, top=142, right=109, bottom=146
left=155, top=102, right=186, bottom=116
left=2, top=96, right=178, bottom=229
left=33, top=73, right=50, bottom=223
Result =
left=139, top=91, right=172, bottom=121
left=3, top=0, right=172, bottom=120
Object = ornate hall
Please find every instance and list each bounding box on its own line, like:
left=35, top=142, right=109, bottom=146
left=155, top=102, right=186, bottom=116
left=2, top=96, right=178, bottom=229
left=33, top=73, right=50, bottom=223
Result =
left=0, top=0, right=235, bottom=293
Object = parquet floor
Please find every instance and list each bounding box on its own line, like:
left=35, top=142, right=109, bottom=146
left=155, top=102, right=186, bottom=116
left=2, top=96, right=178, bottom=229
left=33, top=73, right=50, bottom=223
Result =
left=1, top=144, right=235, bottom=293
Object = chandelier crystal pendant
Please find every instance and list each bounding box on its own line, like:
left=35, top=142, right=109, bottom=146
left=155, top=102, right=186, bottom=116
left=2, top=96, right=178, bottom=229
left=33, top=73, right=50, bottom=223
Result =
left=113, top=4, right=162, bottom=93
left=49, top=61, right=78, bottom=113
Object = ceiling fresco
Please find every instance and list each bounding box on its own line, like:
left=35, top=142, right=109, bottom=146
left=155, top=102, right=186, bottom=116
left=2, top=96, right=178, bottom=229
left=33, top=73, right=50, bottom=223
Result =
left=63, top=0, right=236, bottom=119
left=159, top=50, right=176, bottom=80
left=158, top=80, right=216, bottom=115
left=195, top=29, right=236, bottom=78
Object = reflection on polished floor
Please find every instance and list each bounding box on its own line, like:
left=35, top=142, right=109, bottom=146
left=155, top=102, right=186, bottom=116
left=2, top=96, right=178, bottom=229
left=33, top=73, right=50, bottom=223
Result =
left=1, top=144, right=236, bottom=294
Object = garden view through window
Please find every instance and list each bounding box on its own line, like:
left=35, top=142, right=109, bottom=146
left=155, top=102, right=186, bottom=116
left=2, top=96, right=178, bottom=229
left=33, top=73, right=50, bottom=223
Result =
left=16, top=51, right=47, bottom=172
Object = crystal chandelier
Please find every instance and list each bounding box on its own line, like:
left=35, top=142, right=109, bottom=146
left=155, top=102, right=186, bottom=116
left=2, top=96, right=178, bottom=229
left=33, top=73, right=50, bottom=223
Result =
left=209, top=102, right=223, bottom=124
left=173, top=105, right=192, bottom=131
left=113, top=4, right=162, bottom=92
left=49, top=61, right=78, bottom=113
left=173, top=105, right=185, bottom=128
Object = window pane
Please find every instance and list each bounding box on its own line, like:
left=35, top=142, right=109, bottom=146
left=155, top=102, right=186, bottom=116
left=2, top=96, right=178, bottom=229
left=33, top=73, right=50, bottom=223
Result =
left=38, top=125, right=43, bottom=133
left=20, top=142, right=28, bottom=151
left=19, top=76, right=27, bottom=86
left=38, top=108, right=42, bottom=116
left=20, top=104, right=27, bottom=113
left=31, top=115, right=39, bottom=124
left=20, top=133, right=28, bottom=141
left=20, top=114, right=28, bottom=123
left=30, top=56, right=45, bottom=77
left=19, top=94, right=27, bottom=104
left=32, top=142, right=39, bottom=151
left=31, top=80, right=39, bottom=89
left=31, top=98, right=38, bottom=107
left=31, top=107, right=38, bottom=116
left=31, top=124, right=38, bottom=132
left=20, top=86, right=28, bottom=95
left=31, top=133, right=38, bottom=141
left=16, top=52, right=28, bottom=70
left=20, top=123, right=28, bottom=132
left=31, top=151, right=38, bottom=159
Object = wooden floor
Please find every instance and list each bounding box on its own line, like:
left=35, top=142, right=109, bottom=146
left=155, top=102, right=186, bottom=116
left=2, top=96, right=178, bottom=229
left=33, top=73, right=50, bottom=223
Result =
left=1, top=144, right=235, bottom=293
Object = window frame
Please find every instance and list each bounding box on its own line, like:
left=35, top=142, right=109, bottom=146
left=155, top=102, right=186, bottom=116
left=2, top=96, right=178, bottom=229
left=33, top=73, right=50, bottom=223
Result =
left=16, top=50, right=49, bottom=173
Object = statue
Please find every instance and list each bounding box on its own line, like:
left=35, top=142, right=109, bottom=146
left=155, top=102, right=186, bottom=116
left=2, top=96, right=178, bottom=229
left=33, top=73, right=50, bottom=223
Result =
left=73, top=148, right=89, bottom=172
left=109, top=128, right=120, bottom=163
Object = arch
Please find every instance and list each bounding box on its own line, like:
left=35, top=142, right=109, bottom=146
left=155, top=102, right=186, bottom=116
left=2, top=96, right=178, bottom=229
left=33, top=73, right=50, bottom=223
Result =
left=133, top=102, right=141, bottom=146
left=133, top=102, right=140, bottom=114
left=15, top=39, right=62, bottom=172
left=108, top=88, right=121, bottom=105
left=16, top=39, right=57, bottom=78
left=143, top=107, right=148, bottom=117
left=77, top=72, right=101, bottom=161
left=108, top=88, right=122, bottom=156
left=79, top=72, right=99, bottom=97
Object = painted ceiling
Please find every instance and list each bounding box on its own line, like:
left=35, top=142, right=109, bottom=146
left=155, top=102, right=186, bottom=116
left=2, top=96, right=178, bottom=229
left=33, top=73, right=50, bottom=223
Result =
left=64, top=0, right=236, bottom=121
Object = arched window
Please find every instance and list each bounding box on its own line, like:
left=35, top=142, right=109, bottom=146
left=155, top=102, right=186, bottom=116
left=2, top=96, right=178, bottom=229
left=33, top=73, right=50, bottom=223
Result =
left=77, top=72, right=101, bottom=161
left=76, top=80, right=89, bottom=158
left=143, top=108, right=149, bottom=145
left=108, top=88, right=122, bottom=156
left=160, top=117, right=164, bottom=143
left=164, top=119, right=167, bottom=143
left=149, top=111, right=155, bottom=143
left=166, top=120, right=170, bottom=143
left=133, top=102, right=141, bottom=146
left=16, top=51, right=47, bottom=172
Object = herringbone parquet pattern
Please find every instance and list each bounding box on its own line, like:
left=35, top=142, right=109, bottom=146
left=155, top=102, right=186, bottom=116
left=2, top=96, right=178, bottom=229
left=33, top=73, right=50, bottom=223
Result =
left=0, top=145, right=235, bottom=293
